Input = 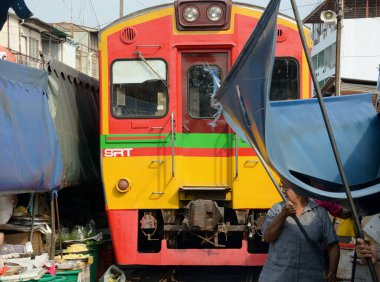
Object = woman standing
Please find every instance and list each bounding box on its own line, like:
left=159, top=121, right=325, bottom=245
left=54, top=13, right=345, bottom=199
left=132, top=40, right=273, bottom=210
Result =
left=259, top=184, right=340, bottom=282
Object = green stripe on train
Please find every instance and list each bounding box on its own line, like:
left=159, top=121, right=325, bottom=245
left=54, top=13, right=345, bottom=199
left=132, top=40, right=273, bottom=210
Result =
left=100, top=133, right=251, bottom=149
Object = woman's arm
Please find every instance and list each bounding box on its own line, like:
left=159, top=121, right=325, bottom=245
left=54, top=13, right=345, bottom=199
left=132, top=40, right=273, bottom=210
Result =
left=326, top=242, right=340, bottom=282
left=263, top=202, right=295, bottom=243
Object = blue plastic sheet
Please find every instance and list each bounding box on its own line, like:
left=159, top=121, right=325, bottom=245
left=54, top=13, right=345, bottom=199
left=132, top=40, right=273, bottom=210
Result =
left=215, top=0, right=380, bottom=214
left=0, top=60, right=62, bottom=193
left=215, top=0, right=280, bottom=163
left=267, top=95, right=380, bottom=204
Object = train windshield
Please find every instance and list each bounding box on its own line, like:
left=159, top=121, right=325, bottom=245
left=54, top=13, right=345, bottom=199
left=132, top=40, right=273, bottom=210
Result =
left=111, top=59, right=168, bottom=118
left=270, top=58, right=299, bottom=101
left=188, top=65, right=222, bottom=118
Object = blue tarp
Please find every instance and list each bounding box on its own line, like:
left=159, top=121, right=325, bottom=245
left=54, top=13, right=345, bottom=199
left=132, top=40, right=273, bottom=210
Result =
left=215, top=0, right=280, bottom=163
left=215, top=0, right=380, bottom=214
left=267, top=94, right=380, bottom=206
left=0, top=60, right=63, bottom=193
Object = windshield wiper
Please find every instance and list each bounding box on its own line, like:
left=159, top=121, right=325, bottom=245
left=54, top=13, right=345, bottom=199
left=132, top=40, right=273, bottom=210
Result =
left=135, top=51, right=168, bottom=87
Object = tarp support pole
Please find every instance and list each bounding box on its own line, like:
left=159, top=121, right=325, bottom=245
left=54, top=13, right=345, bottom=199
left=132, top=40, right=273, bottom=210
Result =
left=54, top=191, right=63, bottom=258
left=290, top=0, right=378, bottom=281
left=49, top=192, right=56, bottom=260
left=29, top=193, right=36, bottom=242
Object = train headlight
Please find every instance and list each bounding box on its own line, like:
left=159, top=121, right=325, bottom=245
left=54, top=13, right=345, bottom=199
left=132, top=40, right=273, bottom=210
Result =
left=175, top=0, right=231, bottom=31
left=183, top=5, right=199, bottom=22
left=116, top=178, right=131, bottom=193
left=207, top=5, right=223, bottom=22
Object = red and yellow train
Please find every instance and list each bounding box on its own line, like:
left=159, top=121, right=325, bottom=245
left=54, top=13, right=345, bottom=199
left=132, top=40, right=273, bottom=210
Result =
left=99, top=0, right=311, bottom=266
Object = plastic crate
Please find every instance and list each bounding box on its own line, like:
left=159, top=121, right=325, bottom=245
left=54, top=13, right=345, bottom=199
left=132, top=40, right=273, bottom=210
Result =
left=55, top=270, right=81, bottom=282
left=25, top=274, right=66, bottom=282
left=38, top=275, right=56, bottom=282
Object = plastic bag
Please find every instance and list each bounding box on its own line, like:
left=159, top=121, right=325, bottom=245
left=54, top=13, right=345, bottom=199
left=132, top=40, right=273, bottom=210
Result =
left=99, top=265, right=126, bottom=282
left=70, top=225, right=86, bottom=240
left=60, top=227, right=70, bottom=242
left=86, top=219, right=96, bottom=237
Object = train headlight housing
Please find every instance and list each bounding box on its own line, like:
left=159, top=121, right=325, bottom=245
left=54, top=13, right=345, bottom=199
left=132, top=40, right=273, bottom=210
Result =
left=116, top=178, right=131, bottom=193
left=183, top=6, right=199, bottom=22
left=175, top=0, right=231, bottom=31
left=207, top=5, right=223, bottom=22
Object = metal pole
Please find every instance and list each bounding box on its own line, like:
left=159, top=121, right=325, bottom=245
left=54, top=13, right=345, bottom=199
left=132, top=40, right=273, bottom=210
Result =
left=29, top=193, right=36, bottom=242
left=120, top=0, right=124, bottom=18
left=289, top=0, right=378, bottom=281
left=335, top=0, right=344, bottom=96
left=54, top=192, right=63, bottom=258
left=49, top=192, right=56, bottom=260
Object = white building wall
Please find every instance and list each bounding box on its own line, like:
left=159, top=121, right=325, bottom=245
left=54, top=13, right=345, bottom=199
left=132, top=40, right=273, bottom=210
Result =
left=61, top=42, right=76, bottom=68
left=341, top=18, right=380, bottom=81
left=311, top=25, right=337, bottom=84
left=312, top=17, right=380, bottom=85
left=0, top=17, right=11, bottom=47
left=74, top=32, right=89, bottom=52
left=312, top=26, right=336, bottom=55
left=8, top=17, right=20, bottom=52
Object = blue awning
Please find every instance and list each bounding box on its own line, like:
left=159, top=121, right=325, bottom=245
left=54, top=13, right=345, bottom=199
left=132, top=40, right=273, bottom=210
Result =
left=266, top=94, right=380, bottom=214
left=215, top=0, right=380, bottom=214
left=0, top=60, right=62, bottom=193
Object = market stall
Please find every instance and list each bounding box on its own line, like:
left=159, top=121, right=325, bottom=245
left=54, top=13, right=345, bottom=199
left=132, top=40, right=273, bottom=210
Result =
left=0, top=59, right=104, bottom=281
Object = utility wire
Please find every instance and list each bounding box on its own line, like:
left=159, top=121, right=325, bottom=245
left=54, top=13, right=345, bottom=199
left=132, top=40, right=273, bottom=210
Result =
left=87, top=0, right=100, bottom=29
left=77, top=0, right=85, bottom=25
left=280, top=1, right=323, bottom=12
left=60, top=0, right=72, bottom=14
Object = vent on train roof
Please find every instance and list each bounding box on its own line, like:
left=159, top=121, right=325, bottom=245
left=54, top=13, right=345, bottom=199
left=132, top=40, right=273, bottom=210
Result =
left=120, top=27, right=137, bottom=44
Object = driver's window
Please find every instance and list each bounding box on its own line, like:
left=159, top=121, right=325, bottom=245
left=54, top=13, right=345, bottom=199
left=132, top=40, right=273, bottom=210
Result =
left=188, top=65, right=221, bottom=118
left=111, top=59, right=168, bottom=118
left=270, top=58, right=299, bottom=101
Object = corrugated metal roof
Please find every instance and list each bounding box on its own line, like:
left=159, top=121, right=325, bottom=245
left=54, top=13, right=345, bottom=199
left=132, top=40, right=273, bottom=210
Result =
left=320, top=76, right=378, bottom=96
left=303, top=0, right=336, bottom=24
left=303, top=0, right=380, bottom=23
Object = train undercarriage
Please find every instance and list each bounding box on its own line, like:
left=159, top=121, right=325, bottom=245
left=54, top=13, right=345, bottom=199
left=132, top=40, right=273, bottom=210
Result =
left=137, top=188, right=269, bottom=255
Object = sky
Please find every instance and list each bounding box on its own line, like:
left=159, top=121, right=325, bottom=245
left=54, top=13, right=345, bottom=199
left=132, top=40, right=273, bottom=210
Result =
left=23, top=0, right=322, bottom=29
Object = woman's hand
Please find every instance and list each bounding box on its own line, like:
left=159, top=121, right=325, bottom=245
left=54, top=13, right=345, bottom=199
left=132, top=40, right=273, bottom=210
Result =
left=263, top=202, right=294, bottom=243
left=326, top=271, right=337, bottom=282
left=356, top=238, right=377, bottom=264
left=281, top=201, right=296, bottom=217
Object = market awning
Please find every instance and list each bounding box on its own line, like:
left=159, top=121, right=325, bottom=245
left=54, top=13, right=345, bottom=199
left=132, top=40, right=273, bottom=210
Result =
left=266, top=94, right=380, bottom=214
left=0, top=60, right=63, bottom=193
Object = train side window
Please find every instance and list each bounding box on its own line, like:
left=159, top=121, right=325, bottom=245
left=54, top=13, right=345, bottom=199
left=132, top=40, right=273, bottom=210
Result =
left=188, top=65, right=221, bottom=118
left=111, top=59, right=168, bottom=118
left=270, top=58, right=299, bottom=101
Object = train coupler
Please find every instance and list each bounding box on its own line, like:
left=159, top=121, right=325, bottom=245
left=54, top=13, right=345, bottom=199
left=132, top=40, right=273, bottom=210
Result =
left=140, top=211, right=159, bottom=241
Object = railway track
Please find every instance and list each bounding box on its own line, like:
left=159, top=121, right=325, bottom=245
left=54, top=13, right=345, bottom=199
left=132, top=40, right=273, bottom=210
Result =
left=124, top=266, right=262, bottom=282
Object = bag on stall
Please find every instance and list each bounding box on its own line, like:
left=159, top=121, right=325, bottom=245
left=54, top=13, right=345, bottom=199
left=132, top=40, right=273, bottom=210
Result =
left=99, top=265, right=126, bottom=282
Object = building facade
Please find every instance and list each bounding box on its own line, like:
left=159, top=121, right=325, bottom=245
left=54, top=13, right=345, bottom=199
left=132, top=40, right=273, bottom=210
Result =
left=304, top=0, right=380, bottom=92
left=0, top=13, right=98, bottom=79
left=52, top=23, right=98, bottom=79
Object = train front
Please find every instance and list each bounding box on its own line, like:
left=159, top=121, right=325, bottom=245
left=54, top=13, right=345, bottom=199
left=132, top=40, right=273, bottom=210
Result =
left=99, top=0, right=309, bottom=266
